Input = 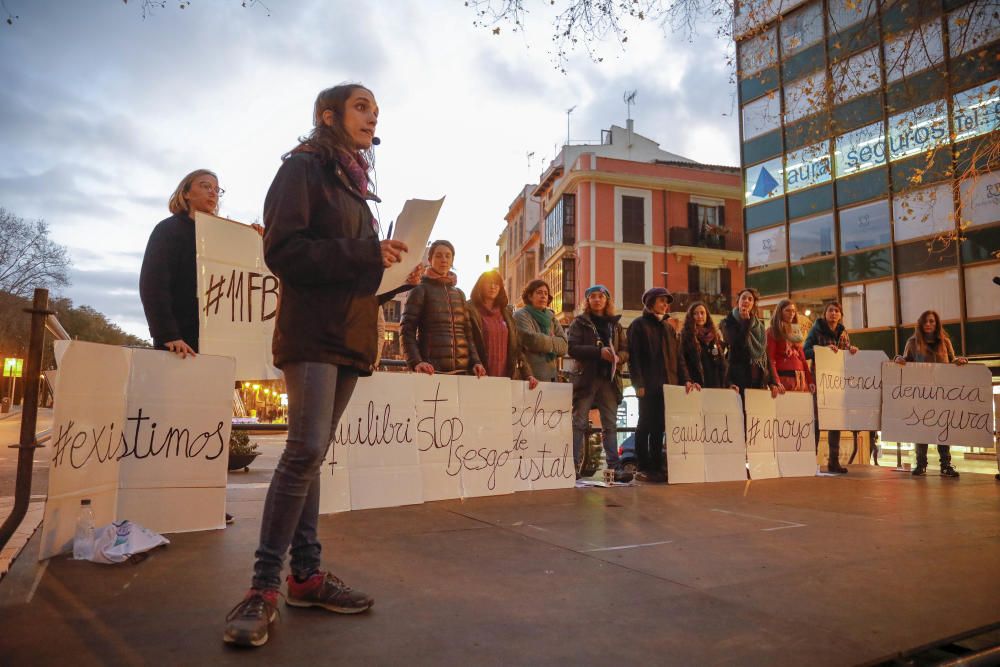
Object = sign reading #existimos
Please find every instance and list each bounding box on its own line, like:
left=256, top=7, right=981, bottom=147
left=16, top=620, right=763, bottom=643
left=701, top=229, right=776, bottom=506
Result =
left=880, top=361, right=994, bottom=448
left=39, top=341, right=234, bottom=560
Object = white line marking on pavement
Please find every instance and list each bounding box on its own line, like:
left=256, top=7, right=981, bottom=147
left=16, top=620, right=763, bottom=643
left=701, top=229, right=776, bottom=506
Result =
left=25, top=559, right=49, bottom=603
left=711, top=508, right=806, bottom=531
left=584, top=540, right=674, bottom=552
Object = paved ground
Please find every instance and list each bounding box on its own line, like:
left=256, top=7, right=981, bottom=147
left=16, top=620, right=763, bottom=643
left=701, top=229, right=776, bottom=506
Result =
left=1, top=456, right=999, bottom=666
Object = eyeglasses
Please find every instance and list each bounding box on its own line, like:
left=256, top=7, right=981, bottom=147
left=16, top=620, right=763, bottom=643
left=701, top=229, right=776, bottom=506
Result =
left=195, top=181, right=225, bottom=196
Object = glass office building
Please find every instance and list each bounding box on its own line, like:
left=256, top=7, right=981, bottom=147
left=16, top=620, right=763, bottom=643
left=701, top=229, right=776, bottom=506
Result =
left=736, top=0, right=999, bottom=365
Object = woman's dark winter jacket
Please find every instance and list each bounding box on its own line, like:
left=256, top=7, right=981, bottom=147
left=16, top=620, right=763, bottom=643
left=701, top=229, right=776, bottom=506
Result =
left=627, top=311, right=688, bottom=393
left=263, top=151, right=385, bottom=374
left=803, top=318, right=850, bottom=360
left=401, top=277, right=481, bottom=373
left=139, top=212, right=199, bottom=351
left=567, top=312, right=629, bottom=401
left=680, top=327, right=728, bottom=389
left=720, top=311, right=774, bottom=390
left=466, top=302, right=531, bottom=380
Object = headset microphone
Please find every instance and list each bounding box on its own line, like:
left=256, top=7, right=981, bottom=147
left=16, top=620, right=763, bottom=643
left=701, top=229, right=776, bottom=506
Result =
left=372, top=136, right=381, bottom=146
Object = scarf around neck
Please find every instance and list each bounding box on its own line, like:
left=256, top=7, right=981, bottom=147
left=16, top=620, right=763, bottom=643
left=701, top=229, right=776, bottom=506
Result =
left=335, top=149, right=370, bottom=196
left=782, top=321, right=804, bottom=345
left=732, top=307, right=767, bottom=369
left=695, top=325, right=716, bottom=349
left=423, top=267, right=458, bottom=286
left=525, top=305, right=553, bottom=335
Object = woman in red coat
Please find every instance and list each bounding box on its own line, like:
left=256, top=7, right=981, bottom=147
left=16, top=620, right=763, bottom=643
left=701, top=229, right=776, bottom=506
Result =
left=766, top=299, right=814, bottom=394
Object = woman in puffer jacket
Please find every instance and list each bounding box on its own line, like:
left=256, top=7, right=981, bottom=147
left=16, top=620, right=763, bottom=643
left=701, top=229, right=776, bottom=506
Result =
left=401, top=239, right=486, bottom=376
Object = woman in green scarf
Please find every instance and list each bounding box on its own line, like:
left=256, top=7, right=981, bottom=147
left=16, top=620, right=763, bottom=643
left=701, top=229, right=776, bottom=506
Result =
left=720, top=288, right=782, bottom=399
left=513, top=279, right=568, bottom=382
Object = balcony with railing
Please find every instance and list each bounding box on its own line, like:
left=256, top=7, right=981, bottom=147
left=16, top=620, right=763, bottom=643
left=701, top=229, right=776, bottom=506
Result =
left=670, top=291, right=732, bottom=315
left=668, top=226, right=744, bottom=252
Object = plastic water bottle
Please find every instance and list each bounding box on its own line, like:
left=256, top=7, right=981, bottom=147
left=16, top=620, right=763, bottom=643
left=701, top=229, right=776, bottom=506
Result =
left=72, top=499, right=96, bottom=561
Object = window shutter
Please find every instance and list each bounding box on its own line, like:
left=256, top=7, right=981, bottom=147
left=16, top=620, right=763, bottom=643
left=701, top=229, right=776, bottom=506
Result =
left=687, top=203, right=699, bottom=232
left=720, top=267, right=731, bottom=296
left=688, top=264, right=700, bottom=294
left=716, top=205, right=726, bottom=228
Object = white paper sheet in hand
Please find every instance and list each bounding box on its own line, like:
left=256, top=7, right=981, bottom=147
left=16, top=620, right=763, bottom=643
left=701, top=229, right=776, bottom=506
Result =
left=377, top=197, right=445, bottom=295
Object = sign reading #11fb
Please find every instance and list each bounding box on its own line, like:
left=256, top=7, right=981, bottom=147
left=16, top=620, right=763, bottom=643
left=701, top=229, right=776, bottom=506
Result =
left=195, top=211, right=281, bottom=381
left=881, top=361, right=994, bottom=448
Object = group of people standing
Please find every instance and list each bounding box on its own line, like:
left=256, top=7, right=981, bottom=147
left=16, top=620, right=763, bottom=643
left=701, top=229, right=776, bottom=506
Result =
left=135, top=81, right=979, bottom=651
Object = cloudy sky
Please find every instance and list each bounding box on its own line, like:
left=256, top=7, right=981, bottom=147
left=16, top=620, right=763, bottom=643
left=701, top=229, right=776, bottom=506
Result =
left=0, top=0, right=739, bottom=340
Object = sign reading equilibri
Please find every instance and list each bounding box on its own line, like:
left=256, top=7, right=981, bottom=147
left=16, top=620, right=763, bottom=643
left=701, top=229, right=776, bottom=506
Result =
left=814, top=348, right=887, bottom=431
left=39, top=341, right=234, bottom=560
left=880, top=361, right=994, bottom=448
left=195, top=211, right=281, bottom=381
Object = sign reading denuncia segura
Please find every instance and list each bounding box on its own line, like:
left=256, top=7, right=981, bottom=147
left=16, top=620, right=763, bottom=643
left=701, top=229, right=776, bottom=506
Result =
left=785, top=141, right=831, bottom=193
left=888, top=99, right=949, bottom=162
left=952, top=79, right=1000, bottom=142
left=834, top=121, right=886, bottom=177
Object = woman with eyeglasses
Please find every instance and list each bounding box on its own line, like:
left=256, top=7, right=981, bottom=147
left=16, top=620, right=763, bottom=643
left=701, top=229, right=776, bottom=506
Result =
left=140, top=169, right=238, bottom=358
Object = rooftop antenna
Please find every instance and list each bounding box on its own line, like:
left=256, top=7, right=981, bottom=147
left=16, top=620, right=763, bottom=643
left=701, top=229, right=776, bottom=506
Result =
left=566, top=105, right=576, bottom=146
left=624, top=90, right=637, bottom=122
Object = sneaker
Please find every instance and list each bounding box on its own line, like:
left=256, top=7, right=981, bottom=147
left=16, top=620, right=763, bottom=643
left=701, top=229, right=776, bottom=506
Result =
left=286, top=572, right=374, bottom=614
left=225, top=513, right=235, bottom=525
left=634, top=471, right=666, bottom=484
left=614, top=469, right=634, bottom=483
left=828, top=463, right=848, bottom=474
left=912, top=465, right=927, bottom=476
left=940, top=465, right=960, bottom=478
left=223, top=589, right=279, bottom=647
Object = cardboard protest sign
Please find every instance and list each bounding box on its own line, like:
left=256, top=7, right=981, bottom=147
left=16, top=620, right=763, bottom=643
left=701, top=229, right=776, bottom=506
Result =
left=665, top=386, right=745, bottom=484
left=509, top=382, right=575, bottom=492
left=337, top=373, right=423, bottom=511
left=744, top=389, right=780, bottom=480
left=40, top=342, right=234, bottom=560
left=195, top=211, right=281, bottom=381
left=814, top=348, right=887, bottom=431
left=881, top=361, right=994, bottom=448
left=745, top=390, right=816, bottom=478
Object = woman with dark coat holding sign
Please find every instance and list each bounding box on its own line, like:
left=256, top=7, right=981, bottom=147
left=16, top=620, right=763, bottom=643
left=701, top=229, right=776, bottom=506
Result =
left=224, top=83, right=414, bottom=648
left=720, top=288, right=781, bottom=398
left=140, top=169, right=223, bottom=358
left=466, top=270, right=538, bottom=388
left=894, top=310, right=968, bottom=478
left=679, top=301, right=729, bottom=389
left=567, top=284, right=632, bottom=482
left=804, top=301, right=860, bottom=474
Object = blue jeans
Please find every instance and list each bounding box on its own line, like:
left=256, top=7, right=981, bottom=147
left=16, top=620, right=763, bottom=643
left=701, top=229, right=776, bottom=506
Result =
left=571, top=377, right=620, bottom=469
left=252, top=362, right=358, bottom=591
